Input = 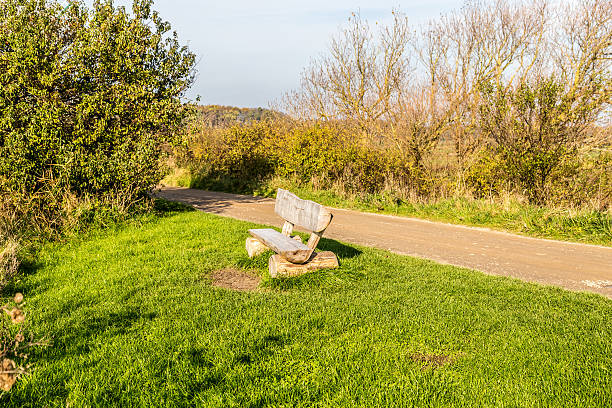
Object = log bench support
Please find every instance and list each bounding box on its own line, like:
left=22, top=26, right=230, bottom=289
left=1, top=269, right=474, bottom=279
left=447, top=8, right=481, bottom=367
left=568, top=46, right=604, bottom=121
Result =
left=245, top=189, right=339, bottom=277
left=269, top=251, right=338, bottom=278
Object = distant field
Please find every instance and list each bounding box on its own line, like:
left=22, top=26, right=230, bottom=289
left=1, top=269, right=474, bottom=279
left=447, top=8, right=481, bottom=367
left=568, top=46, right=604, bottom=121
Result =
left=4, top=209, right=611, bottom=407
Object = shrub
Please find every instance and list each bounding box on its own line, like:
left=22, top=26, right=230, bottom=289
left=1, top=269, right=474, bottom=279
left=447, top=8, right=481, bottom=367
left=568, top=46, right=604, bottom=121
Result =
left=183, top=122, right=279, bottom=192
left=477, top=78, right=604, bottom=204
left=553, top=150, right=612, bottom=209
left=0, top=0, right=195, bottom=218
left=181, top=120, right=433, bottom=198
left=465, top=146, right=612, bottom=208
left=277, top=125, right=350, bottom=182
left=465, top=150, right=507, bottom=199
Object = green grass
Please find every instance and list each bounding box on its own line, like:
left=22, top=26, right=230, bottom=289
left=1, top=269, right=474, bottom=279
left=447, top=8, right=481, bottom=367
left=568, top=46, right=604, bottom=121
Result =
left=166, top=171, right=612, bottom=246
left=3, top=209, right=611, bottom=407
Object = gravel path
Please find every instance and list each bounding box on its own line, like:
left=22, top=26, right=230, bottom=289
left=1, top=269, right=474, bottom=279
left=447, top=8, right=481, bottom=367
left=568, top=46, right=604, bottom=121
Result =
left=158, top=187, right=612, bottom=298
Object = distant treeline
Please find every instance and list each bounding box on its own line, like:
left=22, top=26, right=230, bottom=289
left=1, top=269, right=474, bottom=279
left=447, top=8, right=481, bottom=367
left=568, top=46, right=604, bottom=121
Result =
left=196, top=105, right=284, bottom=127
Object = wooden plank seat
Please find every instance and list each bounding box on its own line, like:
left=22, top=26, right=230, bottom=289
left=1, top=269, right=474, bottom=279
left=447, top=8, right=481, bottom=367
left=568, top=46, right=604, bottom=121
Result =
left=248, top=228, right=312, bottom=264
left=246, top=189, right=339, bottom=277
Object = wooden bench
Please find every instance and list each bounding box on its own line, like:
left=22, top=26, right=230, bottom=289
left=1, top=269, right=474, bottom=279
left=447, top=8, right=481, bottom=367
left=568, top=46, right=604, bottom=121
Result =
left=246, top=189, right=339, bottom=277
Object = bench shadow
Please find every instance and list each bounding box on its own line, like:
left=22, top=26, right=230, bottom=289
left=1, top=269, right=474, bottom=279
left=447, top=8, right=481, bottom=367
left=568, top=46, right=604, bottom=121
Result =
left=258, top=237, right=364, bottom=291
left=317, top=237, right=361, bottom=260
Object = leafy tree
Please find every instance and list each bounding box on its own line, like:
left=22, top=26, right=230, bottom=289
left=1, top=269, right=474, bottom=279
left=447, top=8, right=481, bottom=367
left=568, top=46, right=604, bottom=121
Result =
left=477, top=76, right=608, bottom=204
left=0, top=0, right=195, bottom=202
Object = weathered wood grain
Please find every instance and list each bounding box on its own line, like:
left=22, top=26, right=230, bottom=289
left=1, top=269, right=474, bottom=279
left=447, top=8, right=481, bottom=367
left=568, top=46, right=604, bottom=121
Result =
left=281, top=221, right=294, bottom=236
left=249, top=228, right=313, bottom=264
left=269, top=251, right=339, bottom=277
left=245, top=189, right=336, bottom=270
left=306, top=231, right=323, bottom=250
left=246, top=235, right=302, bottom=258
left=275, top=189, right=333, bottom=233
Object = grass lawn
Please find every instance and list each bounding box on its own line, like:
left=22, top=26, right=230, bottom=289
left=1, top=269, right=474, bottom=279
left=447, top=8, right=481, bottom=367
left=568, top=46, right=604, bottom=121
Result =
left=3, top=207, right=611, bottom=407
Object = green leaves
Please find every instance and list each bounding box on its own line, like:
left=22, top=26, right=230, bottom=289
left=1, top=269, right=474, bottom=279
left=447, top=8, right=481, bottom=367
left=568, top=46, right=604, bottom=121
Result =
left=0, top=0, right=195, bottom=201
left=475, top=78, right=597, bottom=204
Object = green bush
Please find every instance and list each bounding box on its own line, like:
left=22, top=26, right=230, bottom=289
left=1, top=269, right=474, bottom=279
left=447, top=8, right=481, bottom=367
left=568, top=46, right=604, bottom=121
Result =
left=183, top=122, right=279, bottom=192
left=0, top=0, right=195, bottom=205
left=182, top=122, right=421, bottom=196
left=477, top=78, right=601, bottom=204
left=277, top=125, right=349, bottom=181
left=213, top=123, right=279, bottom=181
left=553, top=150, right=612, bottom=209
left=179, top=115, right=611, bottom=212
left=466, top=146, right=611, bottom=208
left=465, top=150, right=506, bottom=198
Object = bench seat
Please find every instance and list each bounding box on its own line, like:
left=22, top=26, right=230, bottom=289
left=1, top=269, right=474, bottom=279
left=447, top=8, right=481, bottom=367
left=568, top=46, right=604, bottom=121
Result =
left=248, top=228, right=313, bottom=264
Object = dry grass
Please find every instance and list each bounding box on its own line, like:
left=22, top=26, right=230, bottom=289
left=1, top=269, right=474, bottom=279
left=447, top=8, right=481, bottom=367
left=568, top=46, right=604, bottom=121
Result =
left=0, top=239, right=19, bottom=289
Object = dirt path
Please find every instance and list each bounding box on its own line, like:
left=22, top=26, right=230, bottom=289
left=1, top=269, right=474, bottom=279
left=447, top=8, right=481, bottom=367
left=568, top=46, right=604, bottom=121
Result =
left=158, top=187, right=612, bottom=298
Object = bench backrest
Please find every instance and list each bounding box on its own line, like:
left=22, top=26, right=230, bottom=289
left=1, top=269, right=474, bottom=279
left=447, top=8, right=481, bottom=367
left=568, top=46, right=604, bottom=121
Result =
left=274, top=189, right=332, bottom=233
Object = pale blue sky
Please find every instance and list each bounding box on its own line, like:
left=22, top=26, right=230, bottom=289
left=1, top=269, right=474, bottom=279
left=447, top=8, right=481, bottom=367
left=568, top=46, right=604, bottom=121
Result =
left=90, top=1, right=466, bottom=107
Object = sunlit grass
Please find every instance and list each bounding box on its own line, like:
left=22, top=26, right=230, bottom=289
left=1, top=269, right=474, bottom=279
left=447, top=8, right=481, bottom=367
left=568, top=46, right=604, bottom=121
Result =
left=3, top=210, right=611, bottom=406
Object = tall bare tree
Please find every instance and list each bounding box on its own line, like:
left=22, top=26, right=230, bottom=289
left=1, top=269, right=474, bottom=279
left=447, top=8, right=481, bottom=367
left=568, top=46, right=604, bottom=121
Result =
left=417, top=0, right=550, bottom=172
left=284, top=0, right=610, bottom=201
left=285, top=11, right=413, bottom=143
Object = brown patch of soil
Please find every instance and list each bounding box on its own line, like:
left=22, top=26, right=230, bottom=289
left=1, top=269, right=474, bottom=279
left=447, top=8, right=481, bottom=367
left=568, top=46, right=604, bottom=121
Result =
left=211, top=268, right=260, bottom=291
left=410, top=352, right=453, bottom=369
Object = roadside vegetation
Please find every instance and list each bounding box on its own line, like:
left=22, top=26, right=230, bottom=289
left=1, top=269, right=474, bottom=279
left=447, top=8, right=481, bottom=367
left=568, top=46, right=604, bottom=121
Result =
left=0, top=0, right=194, bottom=391
left=170, top=0, right=611, bottom=245
left=4, top=210, right=612, bottom=406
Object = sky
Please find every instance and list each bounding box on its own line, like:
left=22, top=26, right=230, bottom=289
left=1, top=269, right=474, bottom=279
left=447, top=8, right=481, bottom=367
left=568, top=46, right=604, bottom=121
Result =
left=86, top=1, right=466, bottom=108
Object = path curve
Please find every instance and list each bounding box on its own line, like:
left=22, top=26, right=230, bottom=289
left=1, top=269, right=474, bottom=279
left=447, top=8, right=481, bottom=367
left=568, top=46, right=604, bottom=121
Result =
left=158, top=187, right=612, bottom=298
